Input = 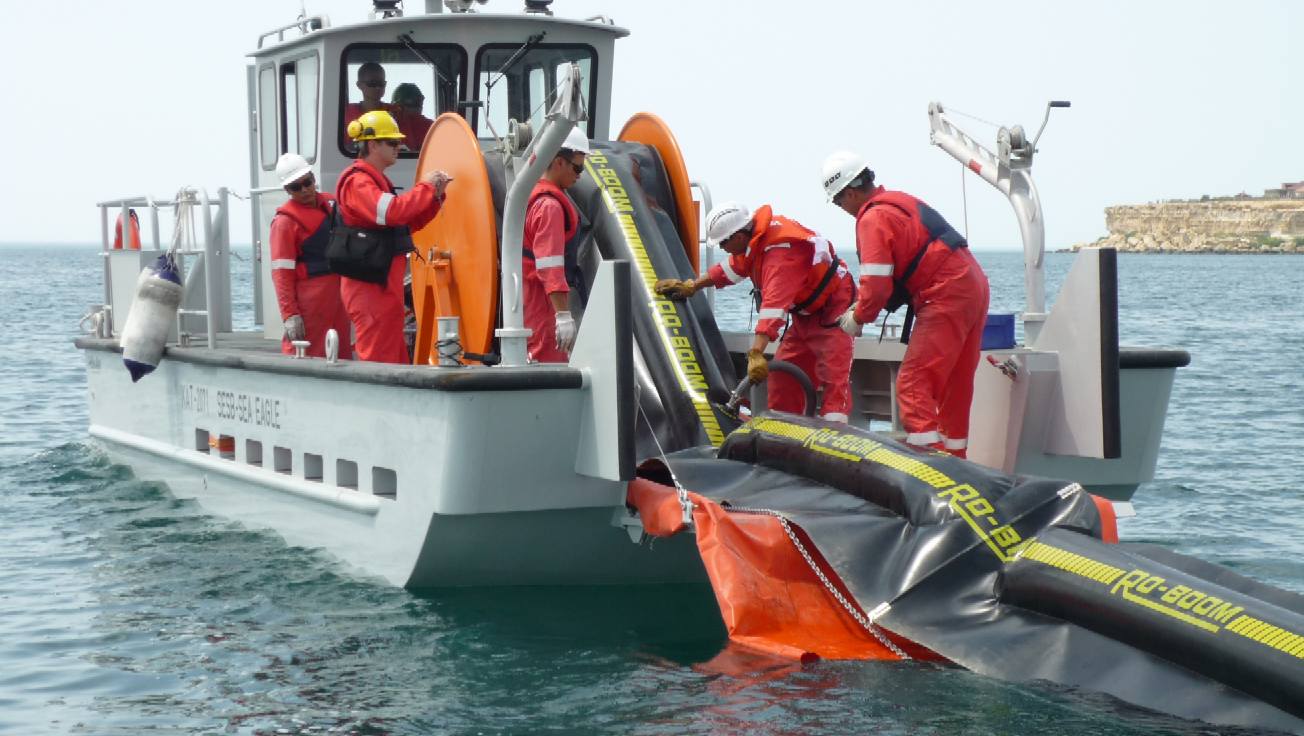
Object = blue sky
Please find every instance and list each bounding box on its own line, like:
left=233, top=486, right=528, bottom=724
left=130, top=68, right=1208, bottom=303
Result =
left=2, top=0, right=1298, bottom=249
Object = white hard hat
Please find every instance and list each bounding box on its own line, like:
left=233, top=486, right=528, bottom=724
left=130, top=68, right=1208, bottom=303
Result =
left=562, top=127, right=590, bottom=155
left=821, top=150, right=870, bottom=201
left=275, top=153, right=313, bottom=186
left=705, top=202, right=752, bottom=245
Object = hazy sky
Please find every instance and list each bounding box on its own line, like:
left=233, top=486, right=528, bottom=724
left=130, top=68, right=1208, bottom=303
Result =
left=2, top=0, right=1298, bottom=250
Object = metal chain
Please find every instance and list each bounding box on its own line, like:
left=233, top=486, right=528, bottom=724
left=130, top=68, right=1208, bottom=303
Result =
left=724, top=505, right=910, bottom=660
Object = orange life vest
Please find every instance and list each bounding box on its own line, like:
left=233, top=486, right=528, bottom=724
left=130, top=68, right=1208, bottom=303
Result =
left=746, top=205, right=843, bottom=315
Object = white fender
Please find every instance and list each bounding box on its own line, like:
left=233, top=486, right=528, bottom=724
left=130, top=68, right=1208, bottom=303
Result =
left=120, top=256, right=182, bottom=382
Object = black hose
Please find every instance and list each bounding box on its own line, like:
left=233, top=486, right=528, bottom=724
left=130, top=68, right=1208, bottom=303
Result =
left=767, top=359, right=817, bottom=417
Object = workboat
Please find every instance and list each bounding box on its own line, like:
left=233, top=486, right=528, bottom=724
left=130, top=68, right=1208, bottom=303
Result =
left=75, top=1, right=1302, bottom=732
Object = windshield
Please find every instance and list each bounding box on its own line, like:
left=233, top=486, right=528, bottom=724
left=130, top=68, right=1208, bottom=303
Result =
left=339, top=43, right=467, bottom=156
left=474, top=44, right=595, bottom=138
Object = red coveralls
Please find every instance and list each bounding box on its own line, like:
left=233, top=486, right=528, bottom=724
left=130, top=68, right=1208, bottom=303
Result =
left=335, top=160, right=442, bottom=364
left=522, top=179, right=579, bottom=363
left=708, top=206, right=855, bottom=421
left=269, top=193, right=352, bottom=359
left=854, top=187, right=990, bottom=456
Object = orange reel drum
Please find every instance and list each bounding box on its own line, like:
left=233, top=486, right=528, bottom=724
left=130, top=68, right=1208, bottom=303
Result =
left=617, top=113, right=699, bottom=274
left=409, top=113, right=500, bottom=365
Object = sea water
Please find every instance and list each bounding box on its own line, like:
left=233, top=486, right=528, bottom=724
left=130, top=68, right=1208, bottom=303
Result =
left=1, top=245, right=1300, bottom=735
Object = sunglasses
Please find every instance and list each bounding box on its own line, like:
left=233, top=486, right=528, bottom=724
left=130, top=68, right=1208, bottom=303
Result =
left=380, top=139, right=402, bottom=148
left=558, top=157, right=584, bottom=175
left=362, top=80, right=387, bottom=88
left=285, top=174, right=315, bottom=193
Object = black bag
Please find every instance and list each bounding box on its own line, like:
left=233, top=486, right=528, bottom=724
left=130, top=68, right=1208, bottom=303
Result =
left=326, top=224, right=394, bottom=284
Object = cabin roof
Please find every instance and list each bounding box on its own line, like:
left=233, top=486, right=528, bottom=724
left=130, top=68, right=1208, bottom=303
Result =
left=250, top=12, right=629, bottom=57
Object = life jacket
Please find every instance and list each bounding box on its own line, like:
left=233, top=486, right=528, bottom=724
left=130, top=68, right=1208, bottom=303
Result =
left=746, top=205, right=845, bottom=316
left=858, top=190, right=967, bottom=313
left=273, top=196, right=334, bottom=277
left=523, top=179, right=580, bottom=260
left=333, top=161, right=414, bottom=253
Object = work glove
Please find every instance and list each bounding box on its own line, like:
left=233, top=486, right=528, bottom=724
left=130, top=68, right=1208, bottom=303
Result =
left=555, top=311, right=577, bottom=352
left=838, top=308, right=863, bottom=337
left=746, top=349, right=769, bottom=384
left=284, top=314, right=306, bottom=342
left=654, top=278, right=698, bottom=301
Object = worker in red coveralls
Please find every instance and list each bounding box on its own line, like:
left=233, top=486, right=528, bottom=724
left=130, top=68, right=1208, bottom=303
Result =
left=654, top=202, right=855, bottom=422
left=522, top=127, right=588, bottom=363
left=338, top=110, right=450, bottom=363
left=269, top=153, right=351, bottom=359
left=822, top=150, right=990, bottom=456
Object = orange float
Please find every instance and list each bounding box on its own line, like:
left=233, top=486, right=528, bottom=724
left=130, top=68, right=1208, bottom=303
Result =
left=617, top=113, right=699, bottom=274
left=409, top=113, right=499, bottom=365
left=114, top=210, right=142, bottom=250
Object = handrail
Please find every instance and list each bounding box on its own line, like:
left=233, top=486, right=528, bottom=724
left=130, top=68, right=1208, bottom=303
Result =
left=256, top=15, right=330, bottom=49
left=690, top=179, right=714, bottom=309
left=96, top=187, right=234, bottom=348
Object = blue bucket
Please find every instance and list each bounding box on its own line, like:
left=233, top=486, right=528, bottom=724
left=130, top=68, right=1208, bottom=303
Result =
left=981, top=313, right=1016, bottom=350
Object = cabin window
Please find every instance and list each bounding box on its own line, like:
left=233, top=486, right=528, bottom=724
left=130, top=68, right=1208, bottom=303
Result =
left=473, top=44, right=596, bottom=139
left=258, top=64, right=277, bottom=169
left=338, top=43, right=467, bottom=157
left=280, top=54, right=320, bottom=162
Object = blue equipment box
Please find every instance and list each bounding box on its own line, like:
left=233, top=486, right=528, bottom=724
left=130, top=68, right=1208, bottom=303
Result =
left=981, top=313, right=1016, bottom=350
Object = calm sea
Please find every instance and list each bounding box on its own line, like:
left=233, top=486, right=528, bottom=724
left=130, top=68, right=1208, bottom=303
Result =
left=1, top=245, right=1300, bottom=735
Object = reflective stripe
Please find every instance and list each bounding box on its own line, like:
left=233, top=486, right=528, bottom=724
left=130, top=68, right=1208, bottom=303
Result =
left=763, top=242, right=791, bottom=252
left=757, top=308, right=786, bottom=320
left=940, top=435, right=968, bottom=450
left=810, top=236, right=834, bottom=264
left=535, top=255, right=565, bottom=269
left=906, top=430, right=941, bottom=446
left=860, top=263, right=893, bottom=277
left=270, top=259, right=298, bottom=271
left=375, top=192, right=395, bottom=226
left=721, top=260, right=744, bottom=284
left=821, top=412, right=849, bottom=423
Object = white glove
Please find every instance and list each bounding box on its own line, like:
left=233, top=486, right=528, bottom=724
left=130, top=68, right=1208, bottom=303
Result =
left=284, top=314, right=306, bottom=341
left=555, top=311, right=577, bottom=352
left=838, top=308, right=862, bottom=337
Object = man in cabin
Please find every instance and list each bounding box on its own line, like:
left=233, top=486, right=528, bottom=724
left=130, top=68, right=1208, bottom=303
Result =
left=821, top=150, right=989, bottom=457
left=337, top=110, right=451, bottom=364
left=653, top=203, right=855, bottom=422
left=392, top=83, right=433, bottom=152
left=269, top=153, right=352, bottom=360
left=344, top=62, right=393, bottom=122
left=521, top=127, right=589, bottom=363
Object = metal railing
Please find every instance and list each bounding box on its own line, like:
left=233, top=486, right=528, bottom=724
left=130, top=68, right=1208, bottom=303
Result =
left=96, top=188, right=233, bottom=349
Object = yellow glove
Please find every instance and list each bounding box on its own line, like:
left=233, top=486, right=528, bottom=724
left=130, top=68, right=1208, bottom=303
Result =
left=654, top=278, right=698, bottom=300
left=746, top=349, right=769, bottom=384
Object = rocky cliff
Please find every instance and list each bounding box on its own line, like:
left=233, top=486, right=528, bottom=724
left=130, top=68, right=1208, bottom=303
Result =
left=1078, top=199, right=1304, bottom=253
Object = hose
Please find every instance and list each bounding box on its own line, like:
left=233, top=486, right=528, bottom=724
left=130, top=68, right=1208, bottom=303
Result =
left=767, top=359, right=817, bottom=418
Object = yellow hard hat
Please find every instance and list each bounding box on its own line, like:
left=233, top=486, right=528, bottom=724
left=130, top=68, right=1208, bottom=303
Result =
left=347, top=110, right=406, bottom=141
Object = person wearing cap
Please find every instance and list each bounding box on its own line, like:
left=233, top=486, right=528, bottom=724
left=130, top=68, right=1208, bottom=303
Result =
left=391, top=83, right=433, bottom=151
left=521, top=127, right=589, bottom=363
left=654, top=203, right=855, bottom=421
left=336, top=110, right=451, bottom=363
left=269, top=153, right=352, bottom=360
left=821, top=151, right=989, bottom=456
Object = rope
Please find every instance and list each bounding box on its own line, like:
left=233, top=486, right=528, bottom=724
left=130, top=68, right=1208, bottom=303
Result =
left=945, top=105, right=1003, bottom=130
left=436, top=335, right=464, bottom=365
left=724, top=504, right=910, bottom=660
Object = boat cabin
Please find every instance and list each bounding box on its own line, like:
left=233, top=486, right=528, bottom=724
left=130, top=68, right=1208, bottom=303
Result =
left=247, top=1, right=627, bottom=331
